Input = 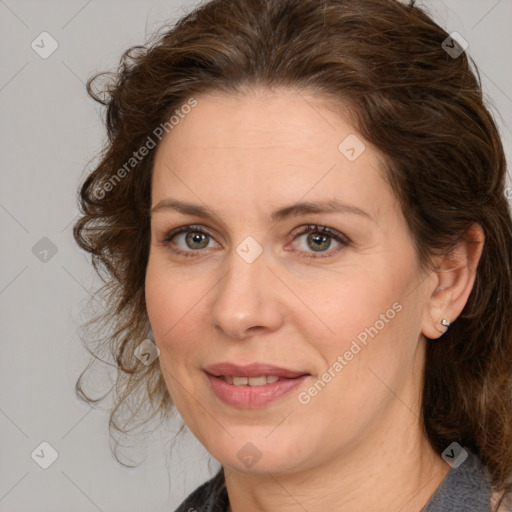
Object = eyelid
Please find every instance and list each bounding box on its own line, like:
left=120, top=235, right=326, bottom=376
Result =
left=287, top=224, right=350, bottom=259
left=289, top=224, right=350, bottom=244
left=161, top=224, right=212, bottom=243
left=159, top=223, right=350, bottom=258
left=160, top=224, right=220, bottom=255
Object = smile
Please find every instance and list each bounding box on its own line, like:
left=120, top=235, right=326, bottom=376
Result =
left=205, top=373, right=310, bottom=408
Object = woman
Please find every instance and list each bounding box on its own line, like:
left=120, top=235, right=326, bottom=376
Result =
left=73, top=0, right=512, bottom=510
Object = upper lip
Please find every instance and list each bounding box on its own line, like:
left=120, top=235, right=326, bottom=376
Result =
left=204, top=362, right=309, bottom=379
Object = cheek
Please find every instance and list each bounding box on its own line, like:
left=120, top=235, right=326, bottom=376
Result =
left=145, top=267, right=202, bottom=408
left=145, top=261, right=197, bottom=355
left=145, top=261, right=219, bottom=373
left=304, top=260, right=422, bottom=393
left=301, top=267, right=404, bottom=350
left=145, top=250, right=202, bottom=331
left=299, top=288, right=421, bottom=435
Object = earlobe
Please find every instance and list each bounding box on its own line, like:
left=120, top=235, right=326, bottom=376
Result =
left=421, top=223, right=485, bottom=340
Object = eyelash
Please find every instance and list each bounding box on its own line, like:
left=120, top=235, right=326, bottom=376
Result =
left=160, top=224, right=351, bottom=259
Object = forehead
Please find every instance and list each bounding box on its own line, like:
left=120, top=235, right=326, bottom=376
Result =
left=151, top=87, right=394, bottom=222
left=157, top=87, right=351, bottom=152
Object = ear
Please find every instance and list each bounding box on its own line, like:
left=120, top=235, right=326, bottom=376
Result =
left=421, top=223, right=485, bottom=339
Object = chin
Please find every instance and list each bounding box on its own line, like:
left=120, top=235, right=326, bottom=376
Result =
left=207, top=433, right=313, bottom=476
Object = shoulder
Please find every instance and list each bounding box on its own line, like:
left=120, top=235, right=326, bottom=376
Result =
left=421, top=447, right=501, bottom=512
left=173, top=468, right=228, bottom=512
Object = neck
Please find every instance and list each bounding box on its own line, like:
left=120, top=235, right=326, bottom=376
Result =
left=223, top=420, right=449, bottom=512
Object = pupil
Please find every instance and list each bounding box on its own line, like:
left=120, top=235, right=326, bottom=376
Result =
left=187, top=232, right=208, bottom=249
left=309, top=233, right=330, bottom=252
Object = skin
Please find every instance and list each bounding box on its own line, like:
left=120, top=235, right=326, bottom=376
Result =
left=145, top=87, right=485, bottom=512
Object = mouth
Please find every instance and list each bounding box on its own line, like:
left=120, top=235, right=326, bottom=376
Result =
left=203, top=365, right=311, bottom=408
left=211, top=374, right=305, bottom=386
left=204, top=361, right=310, bottom=379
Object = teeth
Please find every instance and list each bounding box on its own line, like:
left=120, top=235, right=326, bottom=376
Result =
left=223, top=375, right=280, bottom=386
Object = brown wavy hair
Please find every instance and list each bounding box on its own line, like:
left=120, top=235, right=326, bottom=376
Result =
left=73, top=0, right=512, bottom=508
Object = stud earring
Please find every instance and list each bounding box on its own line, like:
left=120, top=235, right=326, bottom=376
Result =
left=440, top=319, right=451, bottom=331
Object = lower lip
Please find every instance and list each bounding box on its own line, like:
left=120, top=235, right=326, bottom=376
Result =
left=205, top=373, right=310, bottom=408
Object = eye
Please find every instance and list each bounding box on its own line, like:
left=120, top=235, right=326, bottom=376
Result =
left=160, top=224, right=218, bottom=257
left=289, top=224, right=350, bottom=259
left=159, top=223, right=350, bottom=259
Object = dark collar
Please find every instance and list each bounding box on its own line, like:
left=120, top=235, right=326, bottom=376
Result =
left=174, top=447, right=492, bottom=512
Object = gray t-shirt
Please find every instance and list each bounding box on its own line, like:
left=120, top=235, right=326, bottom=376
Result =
left=173, top=447, right=493, bottom=512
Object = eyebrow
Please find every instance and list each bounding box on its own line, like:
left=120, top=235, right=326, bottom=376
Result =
left=150, top=198, right=374, bottom=223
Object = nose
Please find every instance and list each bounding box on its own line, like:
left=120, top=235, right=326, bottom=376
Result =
left=210, top=248, right=285, bottom=340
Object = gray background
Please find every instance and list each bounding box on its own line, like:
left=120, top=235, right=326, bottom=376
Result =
left=1, top=0, right=511, bottom=511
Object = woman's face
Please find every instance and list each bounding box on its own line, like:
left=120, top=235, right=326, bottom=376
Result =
left=145, top=87, right=434, bottom=475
